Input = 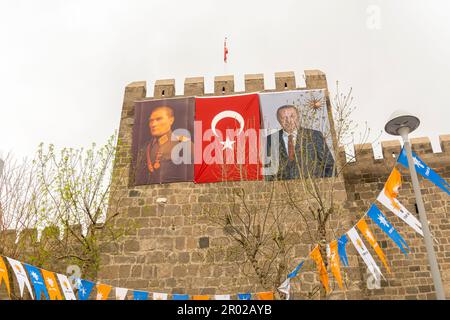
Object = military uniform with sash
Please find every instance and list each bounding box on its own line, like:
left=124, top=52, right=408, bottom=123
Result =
left=135, top=130, right=193, bottom=185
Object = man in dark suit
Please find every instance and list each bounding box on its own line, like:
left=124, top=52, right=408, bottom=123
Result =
left=265, top=105, right=335, bottom=180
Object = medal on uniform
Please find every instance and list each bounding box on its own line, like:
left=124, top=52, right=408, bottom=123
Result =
left=147, top=143, right=162, bottom=173
left=154, top=152, right=162, bottom=169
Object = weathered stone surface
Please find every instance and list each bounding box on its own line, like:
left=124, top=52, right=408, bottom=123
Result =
left=199, top=237, right=209, bottom=249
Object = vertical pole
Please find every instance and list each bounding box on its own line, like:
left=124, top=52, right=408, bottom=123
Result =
left=399, top=127, right=446, bottom=300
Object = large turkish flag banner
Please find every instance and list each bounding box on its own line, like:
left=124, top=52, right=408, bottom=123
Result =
left=194, top=93, right=262, bottom=183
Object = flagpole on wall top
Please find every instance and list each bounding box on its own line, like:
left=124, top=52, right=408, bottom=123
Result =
left=385, top=110, right=446, bottom=300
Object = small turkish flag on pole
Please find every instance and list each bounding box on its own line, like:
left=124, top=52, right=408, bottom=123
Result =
left=224, top=37, right=229, bottom=63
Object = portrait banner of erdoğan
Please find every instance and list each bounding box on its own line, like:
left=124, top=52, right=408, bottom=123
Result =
left=132, top=97, right=195, bottom=186
left=259, top=89, right=336, bottom=180
left=194, top=93, right=263, bottom=183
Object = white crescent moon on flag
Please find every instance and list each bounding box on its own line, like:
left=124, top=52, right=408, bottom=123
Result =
left=211, top=110, right=245, bottom=137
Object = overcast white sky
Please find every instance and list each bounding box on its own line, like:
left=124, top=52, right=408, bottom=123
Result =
left=1, top=0, right=449, bottom=160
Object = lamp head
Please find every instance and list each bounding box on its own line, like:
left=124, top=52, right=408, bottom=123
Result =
left=384, top=110, right=420, bottom=136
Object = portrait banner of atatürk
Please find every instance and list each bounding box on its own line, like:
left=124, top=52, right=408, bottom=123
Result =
left=132, top=97, right=195, bottom=185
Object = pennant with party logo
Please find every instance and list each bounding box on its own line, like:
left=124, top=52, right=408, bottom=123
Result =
left=397, top=147, right=450, bottom=195
left=172, top=294, right=190, bottom=300
left=76, top=278, right=95, bottom=300
left=193, top=295, right=210, bottom=300
left=278, top=278, right=291, bottom=300
left=367, top=204, right=410, bottom=255
left=328, top=240, right=344, bottom=290
left=237, top=293, right=252, bottom=300
left=382, top=167, right=402, bottom=210
left=214, top=294, right=231, bottom=300
left=357, top=218, right=391, bottom=273
left=133, top=290, right=148, bottom=300
left=309, top=246, right=330, bottom=293
left=6, top=257, right=34, bottom=299
left=96, top=283, right=112, bottom=300
left=0, top=256, right=11, bottom=298
left=23, top=264, right=50, bottom=300
left=347, top=227, right=383, bottom=282
left=153, top=292, right=168, bottom=300
left=256, top=292, right=274, bottom=300
left=287, top=261, right=305, bottom=279
left=56, top=273, right=77, bottom=300
left=41, top=269, right=63, bottom=300
left=115, top=287, right=128, bottom=300
left=337, top=234, right=349, bottom=267
left=377, top=169, right=423, bottom=236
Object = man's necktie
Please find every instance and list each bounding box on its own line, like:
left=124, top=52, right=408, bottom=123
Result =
left=288, top=134, right=295, bottom=160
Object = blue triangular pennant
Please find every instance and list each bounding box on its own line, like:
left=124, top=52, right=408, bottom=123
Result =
left=397, top=147, right=450, bottom=195
left=23, top=264, right=50, bottom=300
left=367, top=204, right=410, bottom=255
left=76, top=279, right=95, bottom=300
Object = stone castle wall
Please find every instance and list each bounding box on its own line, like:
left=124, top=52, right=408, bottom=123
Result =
left=96, top=69, right=450, bottom=299
left=2, top=70, right=448, bottom=300
left=338, top=137, right=450, bottom=299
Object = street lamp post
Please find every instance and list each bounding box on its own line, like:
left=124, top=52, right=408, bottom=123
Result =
left=385, top=110, right=446, bottom=300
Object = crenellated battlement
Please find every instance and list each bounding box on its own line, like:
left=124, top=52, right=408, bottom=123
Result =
left=136, top=70, right=330, bottom=100
left=0, top=224, right=89, bottom=245
left=339, top=135, right=450, bottom=177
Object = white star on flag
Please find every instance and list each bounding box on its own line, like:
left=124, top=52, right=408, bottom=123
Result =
left=220, top=137, right=235, bottom=150
left=377, top=214, right=389, bottom=227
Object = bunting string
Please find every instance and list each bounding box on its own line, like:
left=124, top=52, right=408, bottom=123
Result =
left=278, top=147, right=449, bottom=298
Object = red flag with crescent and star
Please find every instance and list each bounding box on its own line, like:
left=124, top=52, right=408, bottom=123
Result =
left=224, top=37, right=229, bottom=63
left=194, top=93, right=262, bottom=183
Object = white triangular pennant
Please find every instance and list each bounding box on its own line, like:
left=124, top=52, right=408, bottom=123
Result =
left=347, top=227, right=383, bottom=283
left=6, top=257, right=34, bottom=299
left=278, top=278, right=291, bottom=300
left=56, top=273, right=76, bottom=300
left=377, top=190, right=423, bottom=236
left=214, top=294, right=231, bottom=300
left=152, top=292, right=168, bottom=300
left=115, top=287, right=128, bottom=300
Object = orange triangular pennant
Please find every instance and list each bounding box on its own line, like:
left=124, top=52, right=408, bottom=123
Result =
left=96, top=283, right=112, bottom=300
left=357, top=218, right=391, bottom=273
left=384, top=167, right=402, bottom=210
left=41, top=269, right=63, bottom=300
left=256, top=292, right=274, bottom=300
left=328, top=240, right=344, bottom=290
left=0, top=256, right=11, bottom=298
left=310, top=245, right=330, bottom=293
